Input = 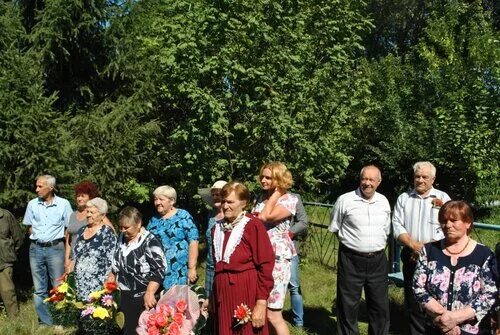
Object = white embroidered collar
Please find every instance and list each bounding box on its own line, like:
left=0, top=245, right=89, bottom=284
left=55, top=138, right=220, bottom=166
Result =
left=214, top=213, right=251, bottom=264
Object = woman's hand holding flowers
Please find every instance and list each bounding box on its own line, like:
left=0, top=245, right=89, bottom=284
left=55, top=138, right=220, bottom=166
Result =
left=251, top=300, right=266, bottom=328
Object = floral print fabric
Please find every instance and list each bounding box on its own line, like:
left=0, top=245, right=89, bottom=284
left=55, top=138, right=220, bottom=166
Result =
left=252, top=193, right=298, bottom=309
left=74, top=225, right=116, bottom=301
left=413, top=241, right=498, bottom=334
left=147, top=209, right=199, bottom=290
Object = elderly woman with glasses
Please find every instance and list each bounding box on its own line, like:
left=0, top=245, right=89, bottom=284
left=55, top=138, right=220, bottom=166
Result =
left=147, top=185, right=199, bottom=290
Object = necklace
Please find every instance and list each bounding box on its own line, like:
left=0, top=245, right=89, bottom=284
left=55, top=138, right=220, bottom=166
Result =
left=445, top=237, right=470, bottom=255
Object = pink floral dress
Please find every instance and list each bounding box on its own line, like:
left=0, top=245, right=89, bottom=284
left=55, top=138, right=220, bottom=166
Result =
left=252, top=193, right=298, bottom=309
left=413, top=241, right=497, bottom=334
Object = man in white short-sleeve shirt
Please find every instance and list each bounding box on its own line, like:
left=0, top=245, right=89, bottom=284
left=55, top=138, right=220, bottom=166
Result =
left=329, top=165, right=391, bottom=335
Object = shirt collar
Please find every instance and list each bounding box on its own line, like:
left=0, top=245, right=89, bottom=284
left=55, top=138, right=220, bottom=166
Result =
left=354, top=188, right=382, bottom=203
left=37, top=195, right=59, bottom=207
left=410, top=187, right=437, bottom=199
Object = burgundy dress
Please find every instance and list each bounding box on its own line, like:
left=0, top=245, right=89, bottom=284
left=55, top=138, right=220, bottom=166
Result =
left=212, top=214, right=275, bottom=335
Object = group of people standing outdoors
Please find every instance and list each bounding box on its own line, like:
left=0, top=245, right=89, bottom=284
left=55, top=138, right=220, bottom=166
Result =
left=0, top=161, right=308, bottom=335
left=330, top=161, right=498, bottom=335
left=0, top=160, right=497, bottom=335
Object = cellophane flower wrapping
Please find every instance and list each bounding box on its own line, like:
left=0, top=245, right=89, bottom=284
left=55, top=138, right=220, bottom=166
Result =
left=136, top=285, right=207, bottom=335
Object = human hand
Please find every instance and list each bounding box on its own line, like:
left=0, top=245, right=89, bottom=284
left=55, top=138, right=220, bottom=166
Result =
left=433, top=310, right=458, bottom=333
left=64, top=260, right=74, bottom=273
left=410, top=240, right=424, bottom=254
left=251, top=300, right=267, bottom=328
left=201, top=298, right=212, bottom=315
left=188, top=267, right=198, bottom=283
left=143, top=291, right=157, bottom=311
left=106, top=273, right=116, bottom=284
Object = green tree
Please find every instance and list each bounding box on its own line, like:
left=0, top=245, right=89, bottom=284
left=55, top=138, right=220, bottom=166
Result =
left=107, top=0, right=374, bottom=199
left=0, top=2, right=74, bottom=210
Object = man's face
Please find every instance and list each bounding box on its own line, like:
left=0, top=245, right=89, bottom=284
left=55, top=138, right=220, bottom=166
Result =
left=414, top=167, right=435, bottom=195
left=359, top=167, right=381, bottom=200
left=36, top=178, right=53, bottom=200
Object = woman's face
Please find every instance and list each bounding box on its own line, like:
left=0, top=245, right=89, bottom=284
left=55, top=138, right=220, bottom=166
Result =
left=76, top=193, right=91, bottom=209
left=120, top=220, right=141, bottom=241
left=222, top=191, right=247, bottom=222
left=260, top=168, right=274, bottom=191
left=154, top=195, right=174, bottom=216
left=440, top=215, right=471, bottom=242
left=86, top=206, right=104, bottom=226
left=211, top=189, right=222, bottom=209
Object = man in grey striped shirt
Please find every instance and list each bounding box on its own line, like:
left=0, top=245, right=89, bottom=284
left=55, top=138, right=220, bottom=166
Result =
left=392, top=161, right=451, bottom=335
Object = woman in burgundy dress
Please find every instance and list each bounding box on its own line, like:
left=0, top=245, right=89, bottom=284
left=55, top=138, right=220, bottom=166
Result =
left=212, top=181, right=275, bottom=335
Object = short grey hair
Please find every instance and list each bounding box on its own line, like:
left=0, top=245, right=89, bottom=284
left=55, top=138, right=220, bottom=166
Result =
left=153, top=185, right=177, bottom=203
left=413, top=161, right=436, bottom=177
left=86, top=197, right=108, bottom=214
left=360, top=165, right=382, bottom=182
left=119, top=206, right=142, bottom=226
left=37, top=175, right=56, bottom=188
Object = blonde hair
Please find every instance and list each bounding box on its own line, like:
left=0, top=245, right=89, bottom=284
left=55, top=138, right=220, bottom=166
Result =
left=258, top=162, right=294, bottom=190
left=153, top=185, right=177, bottom=203
left=86, top=197, right=108, bottom=214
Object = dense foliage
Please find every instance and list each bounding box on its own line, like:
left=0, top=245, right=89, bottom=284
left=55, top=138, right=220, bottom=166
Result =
left=0, top=0, right=498, bottom=212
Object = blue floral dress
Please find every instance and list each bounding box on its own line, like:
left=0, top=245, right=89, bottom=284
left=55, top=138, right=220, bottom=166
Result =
left=413, top=241, right=498, bottom=334
left=74, top=225, right=116, bottom=301
left=147, top=209, right=199, bottom=290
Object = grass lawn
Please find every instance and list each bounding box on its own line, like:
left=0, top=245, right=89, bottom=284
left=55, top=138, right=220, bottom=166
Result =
left=1, top=206, right=497, bottom=335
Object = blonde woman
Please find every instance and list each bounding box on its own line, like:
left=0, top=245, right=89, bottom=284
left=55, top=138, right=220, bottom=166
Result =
left=252, top=162, right=298, bottom=335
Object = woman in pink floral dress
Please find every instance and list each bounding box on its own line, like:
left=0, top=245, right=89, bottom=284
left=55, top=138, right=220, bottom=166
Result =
left=413, top=201, right=497, bottom=334
left=252, top=162, right=298, bottom=335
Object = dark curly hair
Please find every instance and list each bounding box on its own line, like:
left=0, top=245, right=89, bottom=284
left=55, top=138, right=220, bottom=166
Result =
left=74, top=181, right=99, bottom=199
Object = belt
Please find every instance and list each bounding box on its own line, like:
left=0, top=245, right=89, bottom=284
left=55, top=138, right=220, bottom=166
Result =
left=341, top=245, right=384, bottom=258
left=32, top=238, right=64, bottom=247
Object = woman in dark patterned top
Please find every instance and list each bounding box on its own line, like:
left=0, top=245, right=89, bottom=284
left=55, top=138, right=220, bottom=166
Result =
left=108, top=206, right=166, bottom=335
left=73, top=197, right=116, bottom=301
left=413, top=201, right=497, bottom=334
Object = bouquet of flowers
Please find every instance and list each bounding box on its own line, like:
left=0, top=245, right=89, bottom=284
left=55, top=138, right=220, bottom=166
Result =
left=78, top=282, right=124, bottom=335
left=45, top=272, right=83, bottom=327
left=136, top=285, right=207, bottom=335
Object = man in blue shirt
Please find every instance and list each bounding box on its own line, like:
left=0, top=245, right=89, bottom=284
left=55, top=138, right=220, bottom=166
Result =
left=23, top=175, right=72, bottom=326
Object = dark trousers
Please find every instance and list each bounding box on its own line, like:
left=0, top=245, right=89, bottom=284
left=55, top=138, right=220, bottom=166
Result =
left=336, top=245, right=390, bottom=335
left=401, top=247, right=427, bottom=335
left=120, top=291, right=145, bottom=335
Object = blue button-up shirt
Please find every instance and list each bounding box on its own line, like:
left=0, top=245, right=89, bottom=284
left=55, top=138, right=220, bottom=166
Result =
left=23, top=195, right=73, bottom=242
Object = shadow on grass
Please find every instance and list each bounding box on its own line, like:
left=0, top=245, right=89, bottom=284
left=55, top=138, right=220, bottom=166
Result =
left=318, top=296, right=408, bottom=335
left=284, top=306, right=336, bottom=335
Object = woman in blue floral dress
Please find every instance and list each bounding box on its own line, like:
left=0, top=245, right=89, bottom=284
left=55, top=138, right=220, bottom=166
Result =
left=147, top=185, right=199, bottom=290
left=413, top=201, right=497, bottom=334
left=73, top=198, right=116, bottom=301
